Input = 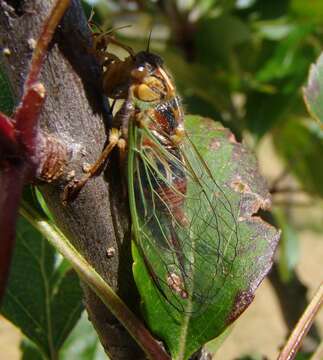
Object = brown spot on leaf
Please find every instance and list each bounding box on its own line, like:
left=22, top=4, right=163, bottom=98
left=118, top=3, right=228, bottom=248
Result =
left=227, top=290, right=254, bottom=324
left=167, top=273, right=188, bottom=299
left=231, top=178, right=251, bottom=193
left=228, top=132, right=238, bottom=144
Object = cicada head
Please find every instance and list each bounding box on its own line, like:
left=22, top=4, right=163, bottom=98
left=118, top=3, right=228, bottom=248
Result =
left=130, top=51, right=176, bottom=102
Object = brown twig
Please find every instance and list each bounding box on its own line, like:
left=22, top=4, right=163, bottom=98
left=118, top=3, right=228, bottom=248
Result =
left=270, top=168, right=291, bottom=193
left=277, top=283, right=323, bottom=360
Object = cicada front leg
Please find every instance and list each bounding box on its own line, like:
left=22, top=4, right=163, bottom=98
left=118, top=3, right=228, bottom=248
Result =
left=92, top=32, right=135, bottom=67
left=62, top=99, right=135, bottom=203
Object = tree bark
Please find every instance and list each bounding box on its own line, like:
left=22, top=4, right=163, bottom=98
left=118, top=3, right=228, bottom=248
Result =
left=0, top=0, right=143, bottom=358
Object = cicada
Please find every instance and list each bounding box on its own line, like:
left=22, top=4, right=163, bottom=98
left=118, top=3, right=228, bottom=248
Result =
left=65, top=33, right=241, bottom=316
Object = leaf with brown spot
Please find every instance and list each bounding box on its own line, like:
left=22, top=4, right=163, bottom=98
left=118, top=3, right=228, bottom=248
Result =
left=132, top=115, right=280, bottom=359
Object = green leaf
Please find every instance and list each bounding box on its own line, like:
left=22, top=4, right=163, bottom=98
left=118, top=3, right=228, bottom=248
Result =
left=274, top=209, right=299, bottom=283
left=253, top=19, right=295, bottom=41
left=239, top=0, right=289, bottom=19
left=273, top=118, right=323, bottom=197
left=0, top=63, right=15, bottom=116
left=235, top=0, right=256, bottom=10
left=256, top=24, right=315, bottom=85
left=160, top=51, right=231, bottom=119
left=245, top=91, right=298, bottom=138
left=1, top=217, right=84, bottom=358
left=291, top=0, right=323, bottom=22
left=21, top=338, right=44, bottom=360
left=303, top=52, right=323, bottom=123
left=60, top=312, right=107, bottom=360
left=205, top=324, right=233, bottom=355
left=132, top=115, right=280, bottom=359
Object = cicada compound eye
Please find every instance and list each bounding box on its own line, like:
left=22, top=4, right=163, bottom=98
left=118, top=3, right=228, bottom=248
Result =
left=131, top=65, right=149, bottom=80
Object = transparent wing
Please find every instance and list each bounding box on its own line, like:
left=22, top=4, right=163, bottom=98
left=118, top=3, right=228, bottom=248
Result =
left=130, top=124, right=241, bottom=316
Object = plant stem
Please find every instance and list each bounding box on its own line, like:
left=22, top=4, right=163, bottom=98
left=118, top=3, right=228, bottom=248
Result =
left=277, top=282, right=323, bottom=360
left=25, top=0, right=71, bottom=88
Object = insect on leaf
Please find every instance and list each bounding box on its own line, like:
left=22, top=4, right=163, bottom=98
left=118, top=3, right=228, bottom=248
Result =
left=132, top=115, right=280, bottom=360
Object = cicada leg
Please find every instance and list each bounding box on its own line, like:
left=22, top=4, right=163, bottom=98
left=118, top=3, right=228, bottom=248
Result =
left=62, top=99, right=135, bottom=204
left=97, top=34, right=135, bottom=58
left=92, top=32, right=135, bottom=65
left=62, top=128, right=121, bottom=203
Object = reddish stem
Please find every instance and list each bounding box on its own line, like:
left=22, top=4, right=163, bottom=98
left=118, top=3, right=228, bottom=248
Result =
left=0, top=112, right=18, bottom=154
left=14, top=82, right=46, bottom=155
left=25, top=0, right=71, bottom=88
left=0, top=167, right=25, bottom=300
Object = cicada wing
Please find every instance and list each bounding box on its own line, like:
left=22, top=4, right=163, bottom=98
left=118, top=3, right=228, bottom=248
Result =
left=131, top=126, right=242, bottom=316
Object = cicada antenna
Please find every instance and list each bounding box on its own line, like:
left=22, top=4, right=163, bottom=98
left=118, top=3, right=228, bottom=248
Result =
left=88, top=9, right=104, bottom=33
left=146, top=28, right=153, bottom=53
left=104, top=24, right=132, bottom=36
left=88, top=7, right=95, bottom=23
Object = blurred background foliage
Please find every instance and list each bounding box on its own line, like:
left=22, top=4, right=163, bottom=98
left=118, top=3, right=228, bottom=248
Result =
left=1, top=0, right=322, bottom=359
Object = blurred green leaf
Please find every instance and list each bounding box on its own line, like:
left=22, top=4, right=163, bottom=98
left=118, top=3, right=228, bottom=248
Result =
left=1, top=217, right=84, bottom=358
left=245, top=87, right=305, bottom=138
left=34, top=187, right=55, bottom=221
left=132, top=115, right=279, bottom=359
left=254, top=19, right=295, bottom=41
left=235, top=0, right=257, bottom=10
left=21, top=338, right=43, bottom=360
left=244, top=23, right=316, bottom=137
left=291, top=0, right=323, bottom=22
left=273, top=118, right=323, bottom=197
left=161, top=51, right=231, bottom=115
left=238, top=0, right=289, bottom=19
left=294, top=352, right=313, bottom=360
left=205, top=325, right=233, bottom=355
left=303, top=52, right=323, bottom=123
left=256, top=24, right=315, bottom=85
left=22, top=186, right=50, bottom=221
left=60, top=312, right=107, bottom=360
left=274, top=208, right=299, bottom=283
left=195, top=15, right=250, bottom=66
